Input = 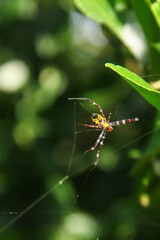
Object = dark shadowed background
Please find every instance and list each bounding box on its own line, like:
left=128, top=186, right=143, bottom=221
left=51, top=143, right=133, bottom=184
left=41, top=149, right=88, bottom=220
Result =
left=0, top=0, right=160, bottom=240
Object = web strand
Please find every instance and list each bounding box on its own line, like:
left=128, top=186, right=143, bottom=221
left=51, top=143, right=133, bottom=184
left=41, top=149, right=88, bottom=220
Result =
left=0, top=101, right=159, bottom=239
left=67, top=101, right=77, bottom=174
left=0, top=175, right=69, bottom=234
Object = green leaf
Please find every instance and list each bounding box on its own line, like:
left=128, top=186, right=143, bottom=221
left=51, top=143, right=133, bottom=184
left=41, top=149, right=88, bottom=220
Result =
left=74, top=0, right=140, bottom=58
left=131, top=0, right=160, bottom=42
left=105, top=63, right=160, bottom=111
left=131, top=0, right=160, bottom=71
left=146, top=0, right=160, bottom=29
left=150, top=41, right=160, bottom=52
left=74, top=0, right=122, bottom=36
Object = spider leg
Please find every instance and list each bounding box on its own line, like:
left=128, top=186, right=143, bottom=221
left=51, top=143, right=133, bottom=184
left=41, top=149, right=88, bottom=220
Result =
left=68, top=98, right=105, bottom=118
left=80, top=124, right=101, bottom=129
left=107, top=106, right=117, bottom=122
left=95, top=131, right=106, bottom=166
left=85, top=130, right=104, bottom=154
left=110, top=117, right=140, bottom=126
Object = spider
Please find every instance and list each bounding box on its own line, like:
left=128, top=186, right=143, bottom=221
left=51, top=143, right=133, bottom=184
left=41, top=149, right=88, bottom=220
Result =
left=68, top=98, right=141, bottom=166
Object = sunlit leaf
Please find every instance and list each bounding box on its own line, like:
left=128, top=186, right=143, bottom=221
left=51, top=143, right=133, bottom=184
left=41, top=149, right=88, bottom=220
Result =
left=74, top=0, right=143, bottom=58
left=105, top=63, right=160, bottom=111
left=146, top=0, right=160, bottom=29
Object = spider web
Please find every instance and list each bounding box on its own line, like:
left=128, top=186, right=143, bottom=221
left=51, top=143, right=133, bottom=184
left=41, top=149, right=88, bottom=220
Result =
left=0, top=96, right=160, bottom=240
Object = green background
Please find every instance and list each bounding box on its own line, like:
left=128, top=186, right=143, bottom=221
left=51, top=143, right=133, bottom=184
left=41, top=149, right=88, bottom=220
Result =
left=0, top=0, right=160, bottom=239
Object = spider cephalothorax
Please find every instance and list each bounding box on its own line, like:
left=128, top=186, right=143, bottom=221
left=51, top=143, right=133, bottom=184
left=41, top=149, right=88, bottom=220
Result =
left=68, top=98, right=140, bottom=166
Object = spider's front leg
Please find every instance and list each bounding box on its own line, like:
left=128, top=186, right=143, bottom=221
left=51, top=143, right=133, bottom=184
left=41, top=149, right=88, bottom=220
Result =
left=94, top=131, right=106, bottom=166
left=68, top=97, right=105, bottom=118
left=84, top=130, right=105, bottom=154
left=80, top=124, right=101, bottom=129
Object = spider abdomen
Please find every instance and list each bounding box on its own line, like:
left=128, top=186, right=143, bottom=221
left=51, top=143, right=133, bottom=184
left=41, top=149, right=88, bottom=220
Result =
left=91, top=113, right=109, bottom=128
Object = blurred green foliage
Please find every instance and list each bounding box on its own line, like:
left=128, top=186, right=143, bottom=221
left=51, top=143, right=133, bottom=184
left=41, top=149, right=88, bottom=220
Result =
left=0, top=0, right=160, bottom=240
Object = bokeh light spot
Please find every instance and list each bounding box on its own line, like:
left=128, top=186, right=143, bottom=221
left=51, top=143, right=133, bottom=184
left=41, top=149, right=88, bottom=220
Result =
left=0, top=60, right=29, bottom=93
left=139, top=193, right=150, bottom=208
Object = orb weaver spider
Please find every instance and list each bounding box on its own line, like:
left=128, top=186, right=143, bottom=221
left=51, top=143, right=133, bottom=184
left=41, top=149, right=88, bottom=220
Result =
left=68, top=98, right=141, bottom=166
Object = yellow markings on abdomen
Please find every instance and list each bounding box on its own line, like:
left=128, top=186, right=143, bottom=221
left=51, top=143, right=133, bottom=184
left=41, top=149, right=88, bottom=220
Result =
left=91, top=113, right=109, bottom=128
left=104, top=122, right=109, bottom=128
